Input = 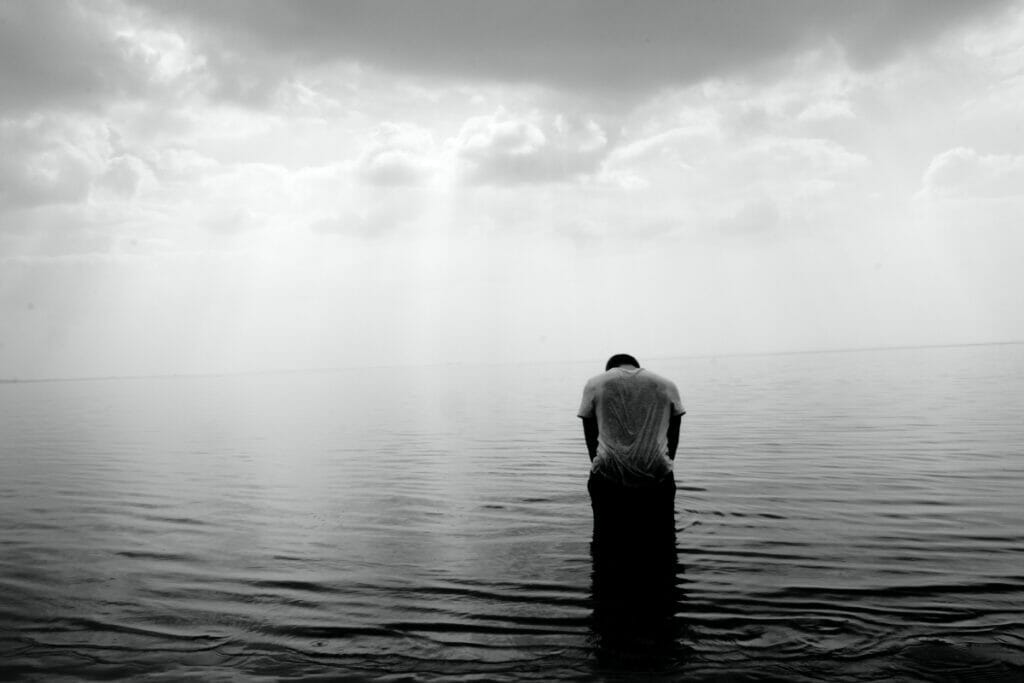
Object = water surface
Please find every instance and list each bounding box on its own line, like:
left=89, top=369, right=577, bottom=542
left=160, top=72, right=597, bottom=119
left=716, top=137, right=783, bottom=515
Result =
left=2, top=345, right=1023, bottom=680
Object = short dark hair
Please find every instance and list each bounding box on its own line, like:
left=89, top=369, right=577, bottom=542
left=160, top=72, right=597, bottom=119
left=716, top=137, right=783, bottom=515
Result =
left=605, top=354, right=640, bottom=371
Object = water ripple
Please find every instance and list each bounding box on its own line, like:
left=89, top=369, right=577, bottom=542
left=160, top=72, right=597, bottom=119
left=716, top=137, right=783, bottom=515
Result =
left=2, top=346, right=1024, bottom=680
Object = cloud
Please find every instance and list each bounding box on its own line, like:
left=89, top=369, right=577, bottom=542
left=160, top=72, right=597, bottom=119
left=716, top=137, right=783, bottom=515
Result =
left=202, top=207, right=263, bottom=234
left=95, top=154, right=150, bottom=198
left=599, top=117, right=721, bottom=184
left=0, top=1, right=139, bottom=112
left=0, top=117, right=115, bottom=209
left=309, top=181, right=437, bottom=237
left=133, top=0, right=1015, bottom=99
left=603, top=119, right=868, bottom=201
left=797, top=99, right=855, bottom=122
left=741, top=137, right=869, bottom=179
left=0, top=0, right=211, bottom=115
left=309, top=202, right=415, bottom=237
left=715, top=196, right=782, bottom=235
left=921, top=147, right=1024, bottom=198
left=2, top=1, right=1017, bottom=121
left=355, top=123, right=437, bottom=187
left=454, top=111, right=608, bottom=184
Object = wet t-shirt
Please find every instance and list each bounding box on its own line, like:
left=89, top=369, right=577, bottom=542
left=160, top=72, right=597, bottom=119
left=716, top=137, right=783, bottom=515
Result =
left=577, top=367, right=685, bottom=487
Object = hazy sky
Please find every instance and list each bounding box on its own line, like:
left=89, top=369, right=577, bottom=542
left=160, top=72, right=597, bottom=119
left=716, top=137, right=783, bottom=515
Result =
left=2, top=0, right=1023, bottom=378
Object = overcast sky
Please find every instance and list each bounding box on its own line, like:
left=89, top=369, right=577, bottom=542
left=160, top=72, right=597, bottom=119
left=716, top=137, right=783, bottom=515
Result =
left=2, top=0, right=1023, bottom=378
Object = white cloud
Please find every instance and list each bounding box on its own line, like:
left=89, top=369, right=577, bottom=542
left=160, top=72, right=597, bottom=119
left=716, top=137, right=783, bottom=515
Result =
left=115, top=24, right=207, bottom=89
left=202, top=206, right=263, bottom=234
left=921, top=147, right=1024, bottom=198
left=309, top=182, right=438, bottom=237
left=797, top=99, right=855, bottom=122
left=0, top=117, right=112, bottom=209
left=355, top=123, right=437, bottom=187
left=715, top=196, right=783, bottom=235
left=605, top=119, right=721, bottom=168
left=143, top=147, right=219, bottom=182
left=600, top=118, right=869, bottom=226
left=962, top=2, right=1024, bottom=75
left=741, top=137, right=869, bottom=178
left=453, top=111, right=608, bottom=184
left=3, top=0, right=1024, bottom=379
left=309, top=207, right=402, bottom=236
left=95, top=154, right=151, bottom=198
left=309, top=210, right=371, bottom=235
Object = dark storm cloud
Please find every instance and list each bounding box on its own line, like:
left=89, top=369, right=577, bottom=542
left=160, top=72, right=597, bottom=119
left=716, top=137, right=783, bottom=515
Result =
left=1, top=0, right=1015, bottom=114
left=135, top=0, right=1013, bottom=94
left=0, top=1, right=147, bottom=112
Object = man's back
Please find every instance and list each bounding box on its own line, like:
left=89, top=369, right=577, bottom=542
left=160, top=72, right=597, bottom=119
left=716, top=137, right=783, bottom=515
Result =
left=578, top=365, right=685, bottom=487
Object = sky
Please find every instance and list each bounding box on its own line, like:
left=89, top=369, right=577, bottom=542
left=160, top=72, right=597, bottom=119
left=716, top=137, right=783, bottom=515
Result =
left=2, top=0, right=1023, bottom=379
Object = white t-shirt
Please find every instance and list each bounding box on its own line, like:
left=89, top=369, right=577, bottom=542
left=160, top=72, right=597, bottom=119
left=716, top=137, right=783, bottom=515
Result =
left=577, top=366, right=685, bottom=486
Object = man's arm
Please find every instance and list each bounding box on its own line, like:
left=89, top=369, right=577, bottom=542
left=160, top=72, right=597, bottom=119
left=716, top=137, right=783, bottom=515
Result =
left=667, top=413, right=682, bottom=461
left=581, top=416, right=599, bottom=461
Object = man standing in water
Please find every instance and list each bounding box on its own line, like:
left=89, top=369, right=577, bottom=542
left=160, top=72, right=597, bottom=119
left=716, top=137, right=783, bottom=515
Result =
left=580, top=354, right=686, bottom=660
left=578, top=354, right=685, bottom=532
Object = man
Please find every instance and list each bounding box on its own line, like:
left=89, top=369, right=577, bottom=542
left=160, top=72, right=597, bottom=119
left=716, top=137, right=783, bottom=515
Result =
left=578, top=354, right=685, bottom=533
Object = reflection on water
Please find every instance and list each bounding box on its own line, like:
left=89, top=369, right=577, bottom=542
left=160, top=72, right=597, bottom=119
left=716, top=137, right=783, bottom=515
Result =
left=1, top=345, right=1024, bottom=680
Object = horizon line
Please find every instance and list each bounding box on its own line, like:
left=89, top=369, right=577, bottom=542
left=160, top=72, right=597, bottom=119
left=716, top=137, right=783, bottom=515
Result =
left=1, top=338, right=1021, bottom=385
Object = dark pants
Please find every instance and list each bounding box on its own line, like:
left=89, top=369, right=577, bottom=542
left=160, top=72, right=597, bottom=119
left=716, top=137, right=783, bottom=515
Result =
left=588, top=472, right=676, bottom=541
left=587, top=472, right=682, bottom=666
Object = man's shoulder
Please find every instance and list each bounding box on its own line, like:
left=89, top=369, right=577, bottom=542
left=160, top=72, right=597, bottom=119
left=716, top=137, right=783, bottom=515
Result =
left=639, top=369, right=677, bottom=388
left=585, top=368, right=680, bottom=391
left=584, top=369, right=615, bottom=387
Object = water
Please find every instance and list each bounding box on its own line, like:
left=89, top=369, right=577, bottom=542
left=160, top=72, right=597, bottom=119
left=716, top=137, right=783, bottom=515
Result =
left=1, top=345, right=1023, bottom=681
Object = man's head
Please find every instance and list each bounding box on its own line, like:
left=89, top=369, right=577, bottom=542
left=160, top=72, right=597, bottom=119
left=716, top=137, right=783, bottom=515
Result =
left=605, top=354, right=640, bottom=371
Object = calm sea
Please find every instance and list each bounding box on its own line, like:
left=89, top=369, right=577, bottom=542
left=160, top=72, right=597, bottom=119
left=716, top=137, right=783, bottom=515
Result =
left=1, top=345, right=1023, bottom=681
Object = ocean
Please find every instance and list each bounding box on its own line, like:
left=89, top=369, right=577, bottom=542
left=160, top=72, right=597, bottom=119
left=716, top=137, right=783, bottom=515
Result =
left=1, top=344, right=1023, bottom=681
